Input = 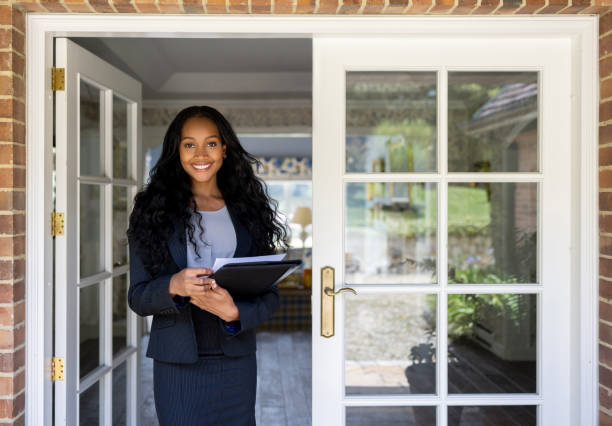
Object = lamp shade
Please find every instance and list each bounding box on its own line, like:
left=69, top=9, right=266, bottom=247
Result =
left=291, top=206, right=312, bottom=227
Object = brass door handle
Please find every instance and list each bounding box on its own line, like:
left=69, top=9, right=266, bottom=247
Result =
left=324, top=287, right=357, bottom=297
left=321, top=266, right=357, bottom=338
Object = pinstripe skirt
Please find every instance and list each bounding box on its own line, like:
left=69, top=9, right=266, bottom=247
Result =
left=153, top=352, right=257, bottom=426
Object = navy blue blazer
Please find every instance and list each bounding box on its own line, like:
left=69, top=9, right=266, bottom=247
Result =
left=127, top=204, right=281, bottom=364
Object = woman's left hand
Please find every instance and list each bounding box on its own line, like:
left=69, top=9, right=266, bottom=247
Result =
left=189, top=280, right=240, bottom=322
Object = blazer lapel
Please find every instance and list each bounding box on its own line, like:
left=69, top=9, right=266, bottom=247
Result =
left=168, top=217, right=187, bottom=270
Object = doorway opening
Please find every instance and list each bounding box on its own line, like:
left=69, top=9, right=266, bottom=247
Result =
left=65, top=36, right=314, bottom=425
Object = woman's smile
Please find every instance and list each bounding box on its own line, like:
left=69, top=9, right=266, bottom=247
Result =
left=192, top=162, right=213, bottom=171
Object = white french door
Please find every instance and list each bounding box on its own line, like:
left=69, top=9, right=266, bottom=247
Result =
left=54, top=38, right=142, bottom=425
left=312, top=37, right=572, bottom=425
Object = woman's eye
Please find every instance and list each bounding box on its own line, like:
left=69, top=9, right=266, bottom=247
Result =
left=208, top=141, right=217, bottom=147
left=184, top=143, right=194, bottom=148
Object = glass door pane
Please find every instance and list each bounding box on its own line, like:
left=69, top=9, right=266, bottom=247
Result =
left=346, top=72, right=437, bottom=173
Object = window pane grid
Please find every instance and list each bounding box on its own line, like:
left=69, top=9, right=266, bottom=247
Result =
left=342, top=69, right=541, bottom=419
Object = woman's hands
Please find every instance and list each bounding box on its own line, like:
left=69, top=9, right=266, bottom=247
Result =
left=190, top=285, right=240, bottom=323
left=168, top=267, right=240, bottom=322
left=168, top=267, right=215, bottom=298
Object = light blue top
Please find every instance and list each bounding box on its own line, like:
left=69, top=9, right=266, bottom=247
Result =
left=185, top=205, right=237, bottom=269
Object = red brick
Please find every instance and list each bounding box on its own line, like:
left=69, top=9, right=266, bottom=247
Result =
left=603, top=100, right=612, bottom=124
left=602, top=215, right=612, bottom=234
left=361, top=0, right=384, bottom=12
left=601, top=364, right=612, bottom=390
left=317, top=0, right=339, bottom=13
left=182, top=0, right=206, bottom=13
left=515, top=0, right=545, bottom=13
left=0, top=5, right=11, bottom=25
left=295, top=0, right=315, bottom=12
left=0, top=326, right=24, bottom=351
left=601, top=277, right=612, bottom=299
left=405, top=0, right=431, bottom=13
left=429, top=0, right=454, bottom=13
left=0, top=123, right=25, bottom=145
left=338, top=0, right=361, bottom=13
left=89, top=0, right=117, bottom=12
left=0, top=260, right=24, bottom=282
left=274, top=0, right=294, bottom=12
left=0, top=191, right=25, bottom=211
left=601, top=301, right=612, bottom=323
left=0, top=236, right=23, bottom=257
left=37, top=0, right=70, bottom=12
left=601, top=170, right=612, bottom=189
left=62, top=1, right=95, bottom=13
left=473, top=0, right=501, bottom=13
left=599, top=384, right=612, bottom=411
left=497, top=0, right=522, bottom=14
left=0, top=390, right=24, bottom=418
left=603, top=33, right=612, bottom=61
left=0, top=346, right=24, bottom=373
left=602, top=235, right=612, bottom=255
left=158, top=0, right=183, bottom=12
left=227, top=0, right=248, bottom=12
left=11, top=8, right=24, bottom=33
left=111, top=0, right=139, bottom=12
left=537, top=0, right=569, bottom=14
left=133, top=0, right=161, bottom=12
left=0, top=99, right=25, bottom=123
left=252, top=0, right=272, bottom=12
left=603, top=344, right=612, bottom=370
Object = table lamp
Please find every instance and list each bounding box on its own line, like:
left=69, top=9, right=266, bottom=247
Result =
left=291, top=206, right=312, bottom=248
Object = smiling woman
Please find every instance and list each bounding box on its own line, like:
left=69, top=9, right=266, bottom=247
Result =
left=126, top=105, right=289, bottom=425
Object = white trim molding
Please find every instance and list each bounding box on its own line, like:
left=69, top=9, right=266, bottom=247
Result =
left=25, top=14, right=598, bottom=426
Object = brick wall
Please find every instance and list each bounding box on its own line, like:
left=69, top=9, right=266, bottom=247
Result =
left=0, top=0, right=609, bottom=424
left=0, top=3, right=25, bottom=425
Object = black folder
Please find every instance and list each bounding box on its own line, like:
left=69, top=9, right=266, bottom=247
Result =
left=210, top=259, right=303, bottom=300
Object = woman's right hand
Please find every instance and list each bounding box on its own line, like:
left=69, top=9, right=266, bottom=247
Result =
left=168, top=268, right=216, bottom=298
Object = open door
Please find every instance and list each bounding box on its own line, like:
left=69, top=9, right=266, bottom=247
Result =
left=312, top=36, right=572, bottom=425
left=53, top=37, right=143, bottom=425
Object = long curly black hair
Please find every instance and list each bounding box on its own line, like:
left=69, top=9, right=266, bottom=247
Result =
left=127, top=105, right=289, bottom=278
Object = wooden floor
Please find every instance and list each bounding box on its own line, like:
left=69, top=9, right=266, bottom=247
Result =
left=141, top=331, right=312, bottom=426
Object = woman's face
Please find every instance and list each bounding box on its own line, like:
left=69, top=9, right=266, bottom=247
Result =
left=179, top=116, right=227, bottom=185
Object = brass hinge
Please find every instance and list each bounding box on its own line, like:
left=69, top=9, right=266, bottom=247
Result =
left=51, top=67, right=65, bottom=91
left=51, top=212, right=64, bottom=236
left=51, top=357, right=64, bottom=381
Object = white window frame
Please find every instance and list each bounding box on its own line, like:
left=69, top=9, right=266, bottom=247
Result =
left=25, top=14, right=598, bottom=426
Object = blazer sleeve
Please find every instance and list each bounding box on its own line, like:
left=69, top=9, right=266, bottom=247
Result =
left=219, top=283, right=280, bottom=336
left=127, top=237, right=182, bottom=317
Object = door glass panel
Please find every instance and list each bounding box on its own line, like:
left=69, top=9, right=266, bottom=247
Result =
left=113, top=95, right=129, bottom=179
left=80, top=283, right=101, bottom=379
left=346, top=72, right=437, bottom=173
left=345, top=294, right=436, bottom=395
left=447, top=294, right=537, bottom=394
left=113, top=274, right=128, bottom=356
left=346, top=182, right=437, bottom=285
left=448, top=406, right=536, bottom=425
left=79, top=382, right=100, bottom=426
left=448, top=182, right=537, bottom=284
left=346, top=406, right=436, bottom=425
left=80, top=183, right=104, bottom=278
left=113, top=361, right=127, bottom=426
left=113, top=186, right=128, bottom=268
left=448, top=71, right=538, bottom=173
left=80, top=80, right=103, bottom=177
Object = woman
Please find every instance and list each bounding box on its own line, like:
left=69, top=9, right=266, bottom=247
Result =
left=126, top=105, right=288, bottom=426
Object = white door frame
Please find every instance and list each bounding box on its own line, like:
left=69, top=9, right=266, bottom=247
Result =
left=25, top=14, right=598, bottom=426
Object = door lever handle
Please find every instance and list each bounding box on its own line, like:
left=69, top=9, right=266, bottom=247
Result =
left=324, top=287, right=357, bottom=297
left=321, top=266, right=357, bottom=338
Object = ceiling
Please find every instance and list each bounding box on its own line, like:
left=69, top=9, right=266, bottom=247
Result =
left=70, top=37, right=313, bottom=101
